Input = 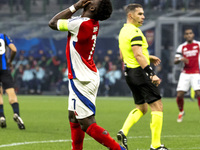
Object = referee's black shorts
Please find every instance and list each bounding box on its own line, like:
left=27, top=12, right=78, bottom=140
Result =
left=0, top=70, right=15, bottom=90
left=125, top=66, right=161, bottom=105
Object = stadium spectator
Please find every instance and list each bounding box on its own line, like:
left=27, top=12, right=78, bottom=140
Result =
left=56, top=64, right=68, bottom=95
left=117, top=4, right=168, bottom=150
left=13, top=64, right=24, bottom=93
left=102, top=55, right=113, bottom=72
left=49, top=0, right=127, bottom=149
left=33, top=65, right=45, bottom=94
left=96, top=61, right=106, bottom=96
left=37, top=55, right=53, bottom=91
left=22, top=64, right=34, bottom=94
left=51, top=56, right=61, bottom=83
left=37, top=55, right=48, bottom=69
left=14, top=55, right=28, bottom=69
left=105, top=64, right=122, bottom=95
left=0, top=33, right=25, bottom=129
left=174, top=27, right=200, bottom=122
left=28, top=55, right=37, bottom=68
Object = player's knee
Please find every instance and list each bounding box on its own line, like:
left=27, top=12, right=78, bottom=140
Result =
left=78, top=116, right=96, bottom=132
left=139, top=108, right=148, bottom=115
left=8, top=98, right=18, bottom=104
left=79, top=124, right=88, bottom=132
left=68, top=111, right=78, bottom=123
left=177, top=92, right=184, bottom=98
left=177, top=95, right=184, bottom=99
left=143, top=109, right=148, bottom=115
left=195, top=91, right=200, bottom=97
left=149, top=100, right=163, bottom=112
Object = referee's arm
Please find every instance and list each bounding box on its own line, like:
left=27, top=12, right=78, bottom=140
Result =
left=132, top=45, right=161, bottom=86
left=119, top=48, right=123, bottom=61
left=132, top=45, right=148, bottom=69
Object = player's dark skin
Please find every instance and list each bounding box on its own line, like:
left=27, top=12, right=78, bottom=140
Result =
left=49, top=0, right=103, bottom=132
left=174, top=29, right=200, bottom=100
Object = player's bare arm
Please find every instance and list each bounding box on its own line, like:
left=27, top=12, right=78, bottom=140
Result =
left=149, top=55, right=161, bottom=66
left=119, top=48, right=124, bottom=61
left=7, top=43, right=17, bottom=68
left=132, top=46, right=161, bottom=86
left=49, top=0, right=91, bottom=30
left=174, top=57, right=189, bottom=64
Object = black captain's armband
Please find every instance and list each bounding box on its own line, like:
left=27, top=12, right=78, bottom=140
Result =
left=144, top=65, right=155, bottom=77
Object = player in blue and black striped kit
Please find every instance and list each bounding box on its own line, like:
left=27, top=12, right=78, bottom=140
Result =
left=0, top=33, right=25, bottom=130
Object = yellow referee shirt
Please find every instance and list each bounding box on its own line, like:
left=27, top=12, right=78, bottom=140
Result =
left=119, top=23, right=150, bottom=68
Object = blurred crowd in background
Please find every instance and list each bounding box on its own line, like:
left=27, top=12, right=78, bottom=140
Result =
left=1, top=0, right=200, bottom=14
left=11, top=50, right=130, bottom=96
left=1, top=0, right=200, bottom=97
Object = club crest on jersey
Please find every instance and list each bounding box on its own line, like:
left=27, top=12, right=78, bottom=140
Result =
left=183, top=47, right=187, bottom=51
left=193, top=46, right=198, bottom=49
left=93, top=27, right=98, bottom=33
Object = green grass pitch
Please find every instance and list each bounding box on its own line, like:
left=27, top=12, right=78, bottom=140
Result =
left=0, top=96, right=200, bottom=150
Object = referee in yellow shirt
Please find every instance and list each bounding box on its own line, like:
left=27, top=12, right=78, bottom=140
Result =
left=116, top=4, right=168, bottom=150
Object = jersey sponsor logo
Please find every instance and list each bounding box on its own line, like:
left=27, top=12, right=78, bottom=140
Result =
left=183, top=49, right=198, bottom=57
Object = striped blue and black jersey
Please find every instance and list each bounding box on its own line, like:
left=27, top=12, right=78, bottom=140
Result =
left=0, top=33, right=13, bottom=70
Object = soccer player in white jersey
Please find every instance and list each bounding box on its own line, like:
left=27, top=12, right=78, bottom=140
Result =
left=49, top=0, right=126, bottom=149
left=174, top=28, right=200, bottom=122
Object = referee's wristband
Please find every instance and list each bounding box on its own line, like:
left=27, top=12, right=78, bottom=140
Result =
left=144, top=65, right=155, bottom=77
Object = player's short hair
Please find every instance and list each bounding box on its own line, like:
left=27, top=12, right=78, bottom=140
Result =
left=125, top=3, right=143, bottom=15
left=184, top=27, right=193, bottom=33
left=93, top=0, right=113, bottom=21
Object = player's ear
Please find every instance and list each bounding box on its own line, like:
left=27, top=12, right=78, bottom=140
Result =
left=90, top=5, right=96, bottom=12
left=127, top=12, right=133, bottom=19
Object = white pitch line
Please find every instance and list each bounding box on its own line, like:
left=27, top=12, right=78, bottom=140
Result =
left=0, top=135, right=200, bottom=149
left=0, top=140, right=72, bottom=148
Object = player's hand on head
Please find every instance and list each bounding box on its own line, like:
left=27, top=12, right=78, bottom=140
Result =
left=75, top=0, right=91, bottom=9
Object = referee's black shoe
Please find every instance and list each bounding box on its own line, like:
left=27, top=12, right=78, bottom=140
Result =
left=0, top=117, right=6, bottom=128
left=117, top=130, right=128, bottom=150
left=13, top=114, right=25, bottom=130
left=150, top=144, right=169, bottom=150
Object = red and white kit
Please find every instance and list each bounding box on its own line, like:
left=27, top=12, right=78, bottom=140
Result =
left=57, top=16, right=100, bottom=119
left=175, top=40, right=200, bottom=91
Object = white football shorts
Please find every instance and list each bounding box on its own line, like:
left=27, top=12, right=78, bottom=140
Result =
left=68, top=77, right=100, bottom=119
left=176, top=73, right=200, bottom=91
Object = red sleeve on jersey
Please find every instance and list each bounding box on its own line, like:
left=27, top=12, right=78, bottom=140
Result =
left=74, top=20, right=99, bottom=72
